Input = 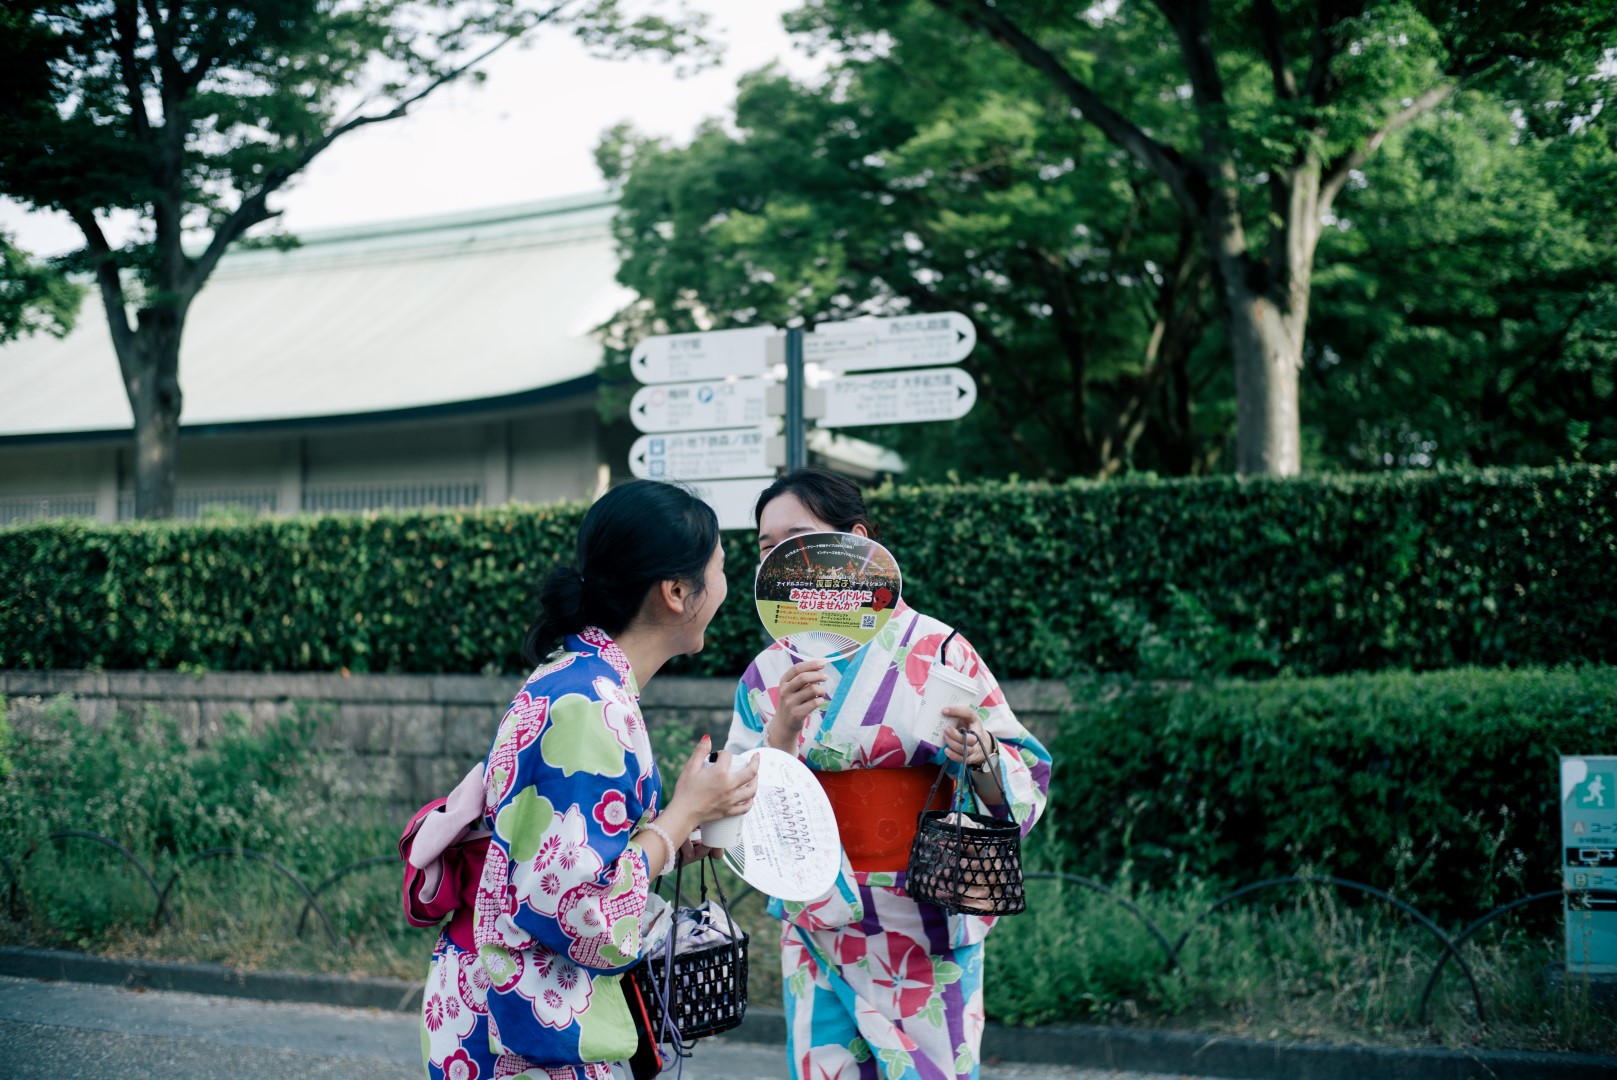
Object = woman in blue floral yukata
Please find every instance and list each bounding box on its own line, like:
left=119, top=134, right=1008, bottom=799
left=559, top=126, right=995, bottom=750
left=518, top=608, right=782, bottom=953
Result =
left=420, top=480, right=759, bottom=1080
left=726, top=468, right=1053, bottom=1080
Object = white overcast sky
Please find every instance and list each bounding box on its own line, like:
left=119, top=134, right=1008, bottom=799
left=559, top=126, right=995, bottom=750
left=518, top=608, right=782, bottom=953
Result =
left=0, top=0, right=815, bottom=257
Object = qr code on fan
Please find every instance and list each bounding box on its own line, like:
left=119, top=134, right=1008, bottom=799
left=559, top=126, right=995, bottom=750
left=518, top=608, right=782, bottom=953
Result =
left=860, top=614, right=877, bottom=630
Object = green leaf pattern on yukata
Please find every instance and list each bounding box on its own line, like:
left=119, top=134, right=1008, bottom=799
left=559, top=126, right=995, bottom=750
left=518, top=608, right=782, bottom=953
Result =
left=878, top=1046, right=912, bottom=1079
left=540, top=693, right=627, bottom=777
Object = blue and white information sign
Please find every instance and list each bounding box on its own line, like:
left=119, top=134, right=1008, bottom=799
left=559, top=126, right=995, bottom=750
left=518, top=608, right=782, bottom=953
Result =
left=1562, top=755, right=1617, bottom=975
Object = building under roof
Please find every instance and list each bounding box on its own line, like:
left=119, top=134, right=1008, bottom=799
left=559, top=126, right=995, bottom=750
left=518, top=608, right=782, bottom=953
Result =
left=0, top=191, right=904, bottom=526
left=0, top=192, right=630, bottom=524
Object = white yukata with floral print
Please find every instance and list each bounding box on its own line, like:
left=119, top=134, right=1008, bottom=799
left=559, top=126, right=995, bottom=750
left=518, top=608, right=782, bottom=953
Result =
left=728, top=602, right=1052, bottom=1080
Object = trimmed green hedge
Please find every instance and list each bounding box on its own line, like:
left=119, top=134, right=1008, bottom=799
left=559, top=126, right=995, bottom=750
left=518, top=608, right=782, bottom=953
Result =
left=1048, top=665, right=1617, bottom=920
left=2, top=465, right=1614, bottom=677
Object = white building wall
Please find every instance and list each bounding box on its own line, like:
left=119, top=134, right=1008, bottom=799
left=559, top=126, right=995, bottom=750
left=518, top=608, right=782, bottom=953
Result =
left=509, top=406, right=602, bottom=507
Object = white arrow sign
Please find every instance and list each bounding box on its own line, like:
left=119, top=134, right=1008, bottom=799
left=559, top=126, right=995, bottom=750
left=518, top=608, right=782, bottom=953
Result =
left=687, top=477, right=774, bottom=531
left=816, top=367, right=977, bottom=429
left=631, top=326, right=777, bottom=384
left=630, top=377, right=772, bottom=434
left=804, top=312, right=975, bottom=373
left=629, top=427, right=784, bottom=481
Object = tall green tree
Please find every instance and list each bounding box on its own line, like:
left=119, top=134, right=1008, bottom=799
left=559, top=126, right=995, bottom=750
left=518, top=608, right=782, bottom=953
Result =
left=0, top=1, right=706, bottom=518
left=600, top=9, right=1232, bottom=480
left=1307, top=70, right=1617, bottom=468
left=843, top=0, right=1617, bottom=475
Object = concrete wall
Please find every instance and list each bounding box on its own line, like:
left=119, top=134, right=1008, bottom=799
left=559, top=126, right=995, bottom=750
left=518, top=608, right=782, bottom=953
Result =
left=0, top=670, right=1072, bottom=815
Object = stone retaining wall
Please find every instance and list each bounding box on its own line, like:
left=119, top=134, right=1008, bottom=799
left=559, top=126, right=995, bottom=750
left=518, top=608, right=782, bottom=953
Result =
left=0, top=670, right=1071, bottom=813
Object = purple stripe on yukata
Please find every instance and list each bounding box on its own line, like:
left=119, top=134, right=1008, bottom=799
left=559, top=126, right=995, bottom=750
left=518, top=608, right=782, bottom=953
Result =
left=860, top=615, right=921, bottom=727
left=944, top=970, right=969, bottom=1076
left=918, top=900, right=955, bottom=957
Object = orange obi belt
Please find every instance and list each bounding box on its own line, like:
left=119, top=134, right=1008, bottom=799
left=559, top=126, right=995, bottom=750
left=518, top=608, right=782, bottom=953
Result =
left=815, top=765, right=953, bottom=873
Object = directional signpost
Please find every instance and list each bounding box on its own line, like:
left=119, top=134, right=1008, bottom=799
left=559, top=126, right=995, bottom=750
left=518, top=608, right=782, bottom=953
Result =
left=630, top=326, right=775, bottom=384
left=628, top=313, right=978, bottom=529
left=630, top=378, right=771, bottom=434
left=628, top=428, right=784, bottom=483
left=803, top=312, right=975, bottom=373
left=813, top=367, right=977, bottom=429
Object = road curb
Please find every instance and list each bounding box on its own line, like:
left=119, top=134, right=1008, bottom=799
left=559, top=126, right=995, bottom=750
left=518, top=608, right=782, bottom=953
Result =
left=0, top=945, right=422, bottom=1013
left=3, top=946, right=1613, bottom=1080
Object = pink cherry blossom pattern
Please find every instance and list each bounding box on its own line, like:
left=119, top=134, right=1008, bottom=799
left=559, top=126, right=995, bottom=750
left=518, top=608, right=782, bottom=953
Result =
left=579, top=626, right=633, bottom=684
left=485, top=691, right=549, bottom=814
left=441, top=1048, right=480, bottom=1080
left=491, top=1053, right=589, bottom=1080
left=478, top=943, right=524, bottom=993
left=424, top=993, right=445, bottom=1033
left=514, top=942, right=593, bottom=1031
left=556, top=848, right=649, bottom=967
left=515, top=806, right=604, bottom=919
left=473, top=842, right=526, bottom=951
left=456, top=947, right=491, bottom=1015
left=590, top=789, right=632, bottom=836
left=592, top=675, right=643, bottom=753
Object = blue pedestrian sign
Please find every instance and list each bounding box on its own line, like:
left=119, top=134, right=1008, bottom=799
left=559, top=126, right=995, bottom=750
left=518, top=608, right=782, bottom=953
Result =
left=1562, top=756, right=1617, bottom=975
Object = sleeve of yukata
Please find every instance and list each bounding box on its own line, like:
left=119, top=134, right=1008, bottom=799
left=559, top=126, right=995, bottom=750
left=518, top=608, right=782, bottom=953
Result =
left=959, top=634, right=1052, bottom=836
left=725, top=674, right=767, bottom=754
left=484, top=686, right=655, bottom=974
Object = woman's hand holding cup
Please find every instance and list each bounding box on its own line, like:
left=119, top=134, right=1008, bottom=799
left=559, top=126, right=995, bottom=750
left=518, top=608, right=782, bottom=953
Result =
left=655, top=738, right=760, bottom=861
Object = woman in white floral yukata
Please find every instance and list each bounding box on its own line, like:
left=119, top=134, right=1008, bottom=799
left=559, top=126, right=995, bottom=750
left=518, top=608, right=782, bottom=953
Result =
left=420, top=480, right=759, bottom=1080
left=726, top=468, right=1052, bottom=1080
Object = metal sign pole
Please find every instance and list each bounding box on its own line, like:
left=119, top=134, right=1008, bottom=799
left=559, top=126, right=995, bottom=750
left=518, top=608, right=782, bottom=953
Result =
left=785, top=326, right=806, bottom=471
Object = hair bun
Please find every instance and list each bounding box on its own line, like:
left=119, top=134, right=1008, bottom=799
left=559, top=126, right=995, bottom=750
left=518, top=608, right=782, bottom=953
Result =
left=538, top=565, right=587, bottom=619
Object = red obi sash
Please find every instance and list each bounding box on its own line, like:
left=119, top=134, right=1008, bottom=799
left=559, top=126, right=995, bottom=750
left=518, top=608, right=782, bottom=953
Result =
left=815, top=765, right=953, bottom=873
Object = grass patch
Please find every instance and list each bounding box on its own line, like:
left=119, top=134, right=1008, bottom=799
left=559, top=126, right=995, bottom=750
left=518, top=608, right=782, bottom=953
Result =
left=0, top=694, right=1610, bottom=1054
left=986, top=868, right=1615, bottom=1054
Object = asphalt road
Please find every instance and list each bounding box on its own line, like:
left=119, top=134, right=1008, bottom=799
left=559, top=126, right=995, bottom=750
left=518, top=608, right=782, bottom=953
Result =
left=0, top=975, right=1212, bottom=1080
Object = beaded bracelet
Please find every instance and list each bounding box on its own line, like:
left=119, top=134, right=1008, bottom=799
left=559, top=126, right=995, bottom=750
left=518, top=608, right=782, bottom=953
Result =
left=636, top=821, right=681, bottom=877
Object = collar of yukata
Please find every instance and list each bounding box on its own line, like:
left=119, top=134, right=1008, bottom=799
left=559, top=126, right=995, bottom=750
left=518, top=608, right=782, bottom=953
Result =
left=572, top=625, right=639, bottom=697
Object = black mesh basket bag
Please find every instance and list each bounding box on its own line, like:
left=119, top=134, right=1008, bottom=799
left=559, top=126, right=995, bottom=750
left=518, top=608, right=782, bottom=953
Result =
left=905, top=729, right=1026, bottom=916
left=630, top=853, right=749, bottom=1054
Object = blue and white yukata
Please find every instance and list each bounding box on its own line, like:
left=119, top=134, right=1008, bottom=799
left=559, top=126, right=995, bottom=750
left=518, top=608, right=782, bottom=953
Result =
left=421, top=628, right=664, bottom=1080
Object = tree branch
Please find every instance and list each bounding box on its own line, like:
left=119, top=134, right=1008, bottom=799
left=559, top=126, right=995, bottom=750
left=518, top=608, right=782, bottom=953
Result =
left=1304, top=1, right=1364, bottom=105
left=67, top=209, right=136, bottom=370
left=188, top=14, right=553, bottom=292
left=111, top=1, right=152, bottom=145
left=926, top=0, right=1201, bottom=217
left=1253, top=0, right=1298, bottom=100
left=1319, top=81, right=1455, bottom=212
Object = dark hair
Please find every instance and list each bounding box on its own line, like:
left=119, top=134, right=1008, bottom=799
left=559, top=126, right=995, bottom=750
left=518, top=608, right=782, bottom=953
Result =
left=522, top=481, right=720, bottom=666
left=753, top=466, right=878, bottom=538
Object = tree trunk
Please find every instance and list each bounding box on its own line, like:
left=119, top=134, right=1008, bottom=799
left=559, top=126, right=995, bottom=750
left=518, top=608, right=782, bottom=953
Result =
left=1226, top=287, right=1305, bottom=476
left=122, top=307, right=185, bottom=519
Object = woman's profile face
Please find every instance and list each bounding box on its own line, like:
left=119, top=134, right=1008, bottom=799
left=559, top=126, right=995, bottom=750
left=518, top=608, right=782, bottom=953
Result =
left=757, top=492, right=861, bottom=562
left=678, top=540, right=728, bottom=653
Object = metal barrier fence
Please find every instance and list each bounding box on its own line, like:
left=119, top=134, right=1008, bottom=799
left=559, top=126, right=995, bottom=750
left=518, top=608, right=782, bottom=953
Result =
left=0, top=494, right=99, bottom=526
left=116, top=488, right=279, bottom=519
left=301, top=483, right=481, bottom=513
left=4, top=832, right=1609, bottom=1028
